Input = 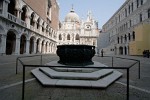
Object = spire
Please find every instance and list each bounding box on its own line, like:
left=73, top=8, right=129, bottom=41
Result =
left=70, top=4, right=74, bottom=12
left=87, top=10, right=92, bottom=21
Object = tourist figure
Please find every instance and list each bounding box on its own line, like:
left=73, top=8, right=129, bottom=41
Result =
left=101, top=49, right=104, bottom=57
left=147, top=50, right=150, bottom=58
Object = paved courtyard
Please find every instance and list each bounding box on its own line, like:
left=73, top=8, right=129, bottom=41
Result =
left=0, top=54, right=150, bottom=100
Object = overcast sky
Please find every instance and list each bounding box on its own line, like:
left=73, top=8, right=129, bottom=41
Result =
left=57, top=0, right=125, bottom=29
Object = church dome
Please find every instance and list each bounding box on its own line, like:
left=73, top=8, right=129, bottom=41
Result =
left=65, top=8, right=80, bottom=22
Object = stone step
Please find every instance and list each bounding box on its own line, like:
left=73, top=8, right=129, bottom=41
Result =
left=31, top=68, right=122, bottom=88
left=45, top=61, right=107, bottom=73
left=39, top=67, right=113, bottom=80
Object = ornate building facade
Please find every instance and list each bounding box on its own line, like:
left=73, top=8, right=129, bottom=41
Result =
left=100, top=0, right=150, bottom=55
left=57, top=7, right=99, bottom=49
left=0, top=0, right=59, bottom=55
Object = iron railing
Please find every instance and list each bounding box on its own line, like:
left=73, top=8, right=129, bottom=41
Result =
left=16, top=55, right=43, bottom=74
left=16, top=55, right=140, bottom=100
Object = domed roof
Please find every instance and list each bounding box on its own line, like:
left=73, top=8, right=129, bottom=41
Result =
left=65, top=8, right=80, bottom=22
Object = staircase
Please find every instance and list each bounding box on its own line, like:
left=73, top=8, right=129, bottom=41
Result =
left=31, top=61, right=122, bottom=88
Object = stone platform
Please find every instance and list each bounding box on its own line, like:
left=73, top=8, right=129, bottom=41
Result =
left=31, top=61, right=122, bottom=88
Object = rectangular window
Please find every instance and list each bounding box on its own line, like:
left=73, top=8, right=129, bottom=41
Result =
left=140, top=14, right=142, bottom=22
left=129, top=20, right=132, bottom=27
left=148, top=9, right=150, bottom=18
left=125, top=9, right=127, bottom=17
left=141, top=0, right=143, bottom=5
left=128, top=5, right=131, bottom=14
left=137, top=0, right=139, bottom=8
left=131, top=2, right=134, bottom=12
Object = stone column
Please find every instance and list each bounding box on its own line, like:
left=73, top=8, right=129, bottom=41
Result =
left=43, top=43, right=46, bottom=54
left=14, top=37, right=20, bottom=55
left=25, top=39, right=30, bottom=54
left=0, top=34, right=7, bottom=55
left=38, top=41, right=42, bottom=53
left=33, top=41, right=37, bottom=54
left=126, top=46, right=129, bottom=55
left=2, top=0, right=10, bottom=17
left=15, top=8, right=22, bottom=18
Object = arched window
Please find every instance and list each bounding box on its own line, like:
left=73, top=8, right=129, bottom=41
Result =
left=59, top=34, right=62, bottom=40
left=30, top=12, right=35, bottom=26
left=131, top=2, right=134, bottom=12
left=46, top=25, right=49, bottom=32
left=139, top=13, right=142, bottom=22
left=37, top=18, right=40, bottom=29
left=141, top=0, right=143, bottom=5
left=117, top=37, right=119, bottom=44
left=125, top=34, right=127, bottom=42
left=119, top=46, right=123, bottom=55
left=133, top=31, right=135, bottom=41
left=42, top=22, right=45, bottom=32
left=128, top=33, right=131, bottom=41
left=67, top=34, right=70, bottom=40
left=75, top=34, right=79, bottom=40
left=128, top=5, right=130, bottom=14
left=21, top=6, right=27, bottom=21
left=8, top=0, right=16, bottom=16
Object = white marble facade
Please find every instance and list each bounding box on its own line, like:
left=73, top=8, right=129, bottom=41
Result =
left=57, top=7, right=99, bottom=49
left=0, top=0, right=57, bottom=55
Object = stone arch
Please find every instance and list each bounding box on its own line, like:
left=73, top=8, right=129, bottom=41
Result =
left=50, top=43, right=53, bottom=53
left=124, top=46, right=127, bottom=55
left=41, top=40, right=45, bottom=53
left=36, top=38, right=40, bottom=53
left=75, top=34, right=79, bottom=40
left=119, top=46, right=123, bottom=55
left=21, top=5, right=28, bottom=21
left=30, top=12, right=36, bottom=26
left=46, top=25, right=49, bottom=35
left=67, top=34, right=70, bottom=40
left=29, top=36, right=35, bottom=54
left=49, top=42, right=51, bottom=53
left=37, top=18, right=40, bottom=29
left=42, top=22, right=45, bottom=32
left=20, top=34, right=26, bottom=54
left=6, top=31, right=16, bottom=55
left=8, top=0, right=16, bottom=16
left=45, top=41, right=49, bottom=53
left=59, top=34, right=62, bottom=40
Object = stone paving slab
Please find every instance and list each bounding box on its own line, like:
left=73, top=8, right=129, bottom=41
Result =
left=1, top=54, right=150, bottom=100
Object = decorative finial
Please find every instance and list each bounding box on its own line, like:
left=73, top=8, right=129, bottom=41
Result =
left=70, top=4, right=74, bottom=12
